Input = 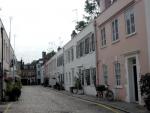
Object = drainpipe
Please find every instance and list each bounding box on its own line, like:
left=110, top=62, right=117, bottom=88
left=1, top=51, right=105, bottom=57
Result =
left=63, top=47, right=65, bottom=89
left=94, top=20, right=99, bottom=85
left=1, top=27, right=4, bottom=101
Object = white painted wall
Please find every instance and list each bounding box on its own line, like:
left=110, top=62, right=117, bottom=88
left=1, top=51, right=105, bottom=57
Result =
left=46, top=54, right=57, bottom=86
left=63, top=21, right=97, bottom=96
left=56, top=49, right=64, bottom=78
left=41, top=65, right=44, bottom=84
left=74, top=22, right=96, bottom=96
left=64, top=37, right=77, bottom=91
left=45, top=21, right=97, bottom=96
left=0, top=19, right=15, bottom=77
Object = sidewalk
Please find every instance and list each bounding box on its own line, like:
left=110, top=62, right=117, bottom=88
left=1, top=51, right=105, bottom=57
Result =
left=0, top=102, right=7, bottom=113
left=56, top=89, right=149, bottom=113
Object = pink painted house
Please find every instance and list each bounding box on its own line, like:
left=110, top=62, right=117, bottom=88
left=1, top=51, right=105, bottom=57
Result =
left=95, top=0, right=150, bottom=104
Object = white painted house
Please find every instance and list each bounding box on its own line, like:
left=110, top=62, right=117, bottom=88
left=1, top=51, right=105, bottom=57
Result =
left=46, top=54, right=57, bottom=86
left=44, top=22, right=97, bottom=96
left=64, top=21, right=97, bottom=96
left=56, top=48, right=64, bottom=87
left=63, top=35, right=77, bottom=91
left=36, top=59, right=43, bottom=85
left=75, top=21, right=97, bottom=96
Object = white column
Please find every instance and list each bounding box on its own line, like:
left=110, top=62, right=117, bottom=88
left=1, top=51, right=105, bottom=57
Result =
left=144, top=0, right=150, bottom=72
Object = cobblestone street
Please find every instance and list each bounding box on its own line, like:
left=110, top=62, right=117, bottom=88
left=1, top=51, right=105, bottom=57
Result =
left=6, top=86, right=123, bottom=113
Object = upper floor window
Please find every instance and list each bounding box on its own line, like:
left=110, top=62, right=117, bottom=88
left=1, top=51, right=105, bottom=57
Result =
left=85, top=37, right=90, bottom=54
left=89, top=34, right=95, bottom=52
left=112, top=19, right=119, bottom=42
left=91, top=34, right=95, bottom=51
left=76, top=33, right=95, bottom=58
left=125, top=8, right=135, bottom=35
left=71, top=47, right=74, bottom=61
left=68, top=51, right=70, bottom=63
left=101, top=27, right=106, bottom=47
left=57, top=55, right=64, bottom=67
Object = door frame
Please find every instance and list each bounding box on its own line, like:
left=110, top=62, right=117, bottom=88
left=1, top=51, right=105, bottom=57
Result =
left=125, top=53, right=142, bottom=104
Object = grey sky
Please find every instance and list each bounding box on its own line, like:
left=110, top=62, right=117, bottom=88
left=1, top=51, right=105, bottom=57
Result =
left=0, top=0, right=85, bottom=63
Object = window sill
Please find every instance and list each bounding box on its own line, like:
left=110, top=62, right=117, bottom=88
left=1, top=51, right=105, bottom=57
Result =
left=112, top=39, right=120, bottom=45
left=100, top=45, right=107, bottom=49
left=126, top=32, right=136, bottom=38
left=115, top=85, right=123, bottom=89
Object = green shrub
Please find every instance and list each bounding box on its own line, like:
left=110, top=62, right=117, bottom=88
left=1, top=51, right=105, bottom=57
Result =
left=5, top=78, right=22, bottom=101
left=140, top=73, right=150, bottom=96
left=140, top=73, right=150, bottom=111
left=74, top=78, right=82, bottom=89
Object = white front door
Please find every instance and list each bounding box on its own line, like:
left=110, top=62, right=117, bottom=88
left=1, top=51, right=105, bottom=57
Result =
left=125, top=54, right=142, bottom=104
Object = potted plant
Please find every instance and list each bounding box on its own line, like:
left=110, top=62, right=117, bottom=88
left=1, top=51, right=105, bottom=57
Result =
left=140, top=73, right=150, bottom=111
left=5, top=77, right=22, bottom=101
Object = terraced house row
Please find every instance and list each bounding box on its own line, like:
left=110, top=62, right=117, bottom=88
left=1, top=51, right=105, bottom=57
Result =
left=41, top=0, right=150, bottom=105
left=0, top=19, right=17, bottom=101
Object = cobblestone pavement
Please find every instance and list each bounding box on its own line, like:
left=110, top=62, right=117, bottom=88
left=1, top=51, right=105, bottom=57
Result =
left=6, top=86, right=124, bottom=113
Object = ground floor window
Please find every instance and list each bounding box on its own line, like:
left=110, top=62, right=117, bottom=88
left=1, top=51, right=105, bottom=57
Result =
left=69, top=72, right=71, bottom=85
left=102, top=64, right=108, bottom=85
left=91, top=68, right=96, bottom=86
left=114, top=62, right=121, bottom=86
left=81, top=70, right=84, bottom=85
left=65, top=73, right=68, bottom=84
left=85, top=69, right=90, bottom=85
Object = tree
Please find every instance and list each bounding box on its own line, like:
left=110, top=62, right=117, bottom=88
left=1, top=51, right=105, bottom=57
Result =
left=72, top=0, right=100, bottom=33
left=84, top=0, right=100, bottom=21
left=75, top=21, right=88, bottom=32
left=85, top=0, right=97, bottom=15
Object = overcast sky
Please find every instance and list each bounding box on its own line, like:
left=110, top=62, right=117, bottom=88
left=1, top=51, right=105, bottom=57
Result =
left=0, top=0, right=85, bottom=63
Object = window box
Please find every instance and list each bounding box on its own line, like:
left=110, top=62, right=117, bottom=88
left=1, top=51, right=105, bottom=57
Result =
left=115, top=85, right=123, bottom=89
left=112, top=39, right=120, bottom=45
left=126, top=32, right=136, bottom=38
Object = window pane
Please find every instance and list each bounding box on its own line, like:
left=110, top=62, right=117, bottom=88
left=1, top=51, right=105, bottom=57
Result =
left=85, top=69, right=90, bottom=85
left=131, top=13, right=135, bottom=33
left=125, top=8, right=135, bottom=35
left=103, top=65, right=108, bottom=85
left=101, top=28, right=106, bottom=46
left=115, top=19, right=119, bottom=40
left=85, top=38, right=89, bottom=54
left=92, top=68, right=96, bottom=86
left=112, top=19, right=119, bottom=41
left=91, top=34, right=95, bottom=51
left=115, top=63, right=121, bottom=86
left=127, top=19, right=131, bottom=34
left=104, top=28, right=106, bottom=45
left=112, top=22, right=115, bottom=41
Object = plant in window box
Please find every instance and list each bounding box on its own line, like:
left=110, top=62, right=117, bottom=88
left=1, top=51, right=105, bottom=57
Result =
left=140, top=73, right=150, bottom=111
left=72, top=76, right=83, bottom=94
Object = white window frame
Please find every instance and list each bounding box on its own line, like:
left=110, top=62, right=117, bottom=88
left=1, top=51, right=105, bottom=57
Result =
left=102, top=64, right=108, bottom=85
left=112, top=18, right=119, bottom=42
left=100, top=27, right=106, bottom=47
left=114, top=62, right=121, bottom=86
left=125, top=8, right=136, bottom=35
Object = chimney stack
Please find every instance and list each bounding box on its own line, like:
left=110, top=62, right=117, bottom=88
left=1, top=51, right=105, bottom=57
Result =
left=97, top=0, right=113, bottom=12
left=42, top=51, right=46, bottom=59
